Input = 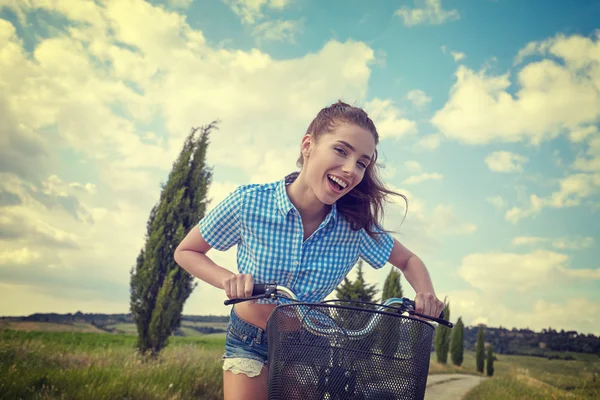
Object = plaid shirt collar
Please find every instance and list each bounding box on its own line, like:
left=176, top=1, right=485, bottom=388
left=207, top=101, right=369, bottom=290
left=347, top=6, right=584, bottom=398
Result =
left=275, top=171, right=338, bottom=224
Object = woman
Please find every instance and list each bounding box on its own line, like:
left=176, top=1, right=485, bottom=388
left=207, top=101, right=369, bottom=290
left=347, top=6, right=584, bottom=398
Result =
left=174, top=100, right=445, bottom=400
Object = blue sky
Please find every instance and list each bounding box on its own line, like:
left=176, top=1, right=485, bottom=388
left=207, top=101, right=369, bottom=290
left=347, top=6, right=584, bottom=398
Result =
left=0, top=0, right=598, bottom=335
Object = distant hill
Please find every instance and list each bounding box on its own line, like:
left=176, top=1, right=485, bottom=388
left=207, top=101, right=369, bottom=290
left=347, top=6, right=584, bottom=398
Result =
left=2, top=312, right=599, bottom=356
left=0, top=312, right=229, bottom=336
left=463, top=325, right=600, bottom=357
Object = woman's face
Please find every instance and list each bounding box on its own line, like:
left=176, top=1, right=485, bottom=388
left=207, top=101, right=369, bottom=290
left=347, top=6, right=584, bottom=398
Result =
left=301, top=123, right=376, bottom=205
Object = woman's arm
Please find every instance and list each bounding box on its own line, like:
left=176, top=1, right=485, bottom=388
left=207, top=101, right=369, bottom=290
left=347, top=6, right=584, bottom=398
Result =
left=387, top=238, right=444, bottom=317
left=174, top=227, right=253, bottom=298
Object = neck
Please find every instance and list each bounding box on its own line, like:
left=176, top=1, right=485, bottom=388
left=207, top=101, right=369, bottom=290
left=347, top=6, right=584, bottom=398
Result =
left=286, top=171, right=330, bottom=222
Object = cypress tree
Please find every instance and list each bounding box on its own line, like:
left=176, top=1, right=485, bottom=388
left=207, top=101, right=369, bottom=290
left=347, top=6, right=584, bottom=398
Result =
left=450, top=317, right=464, bottom=366
left=476, top=325, right=485, bottom=373
left=381, top=267, right=403, bottom=302
left=486, top=345, right=495, bottom=377
left=435, top=299, right=451, bottom=363
left=130, top=122, right=216, bottom=357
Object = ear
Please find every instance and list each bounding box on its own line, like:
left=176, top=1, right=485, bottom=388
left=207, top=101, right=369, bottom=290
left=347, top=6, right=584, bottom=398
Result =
left=300, top=134, right=312, bottom=158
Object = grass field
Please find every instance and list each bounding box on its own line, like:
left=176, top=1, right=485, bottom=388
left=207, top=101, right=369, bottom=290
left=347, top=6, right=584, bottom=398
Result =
left=1, top=325, right=598, bottom=399
left=102, top=321, right=228, bottom=336
left=452, top=351, right=600, bottom=399
left=0, top=329, right=225, bottom=400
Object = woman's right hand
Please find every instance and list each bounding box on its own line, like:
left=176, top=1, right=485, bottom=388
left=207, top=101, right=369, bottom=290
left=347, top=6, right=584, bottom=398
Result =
left=222, top=273, right=254, bottom=300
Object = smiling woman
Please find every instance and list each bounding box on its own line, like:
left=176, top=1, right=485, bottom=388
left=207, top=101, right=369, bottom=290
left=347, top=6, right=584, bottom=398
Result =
left=174, top=100, right=444, bottom=400
left=294, top=100, right=408, bottom=236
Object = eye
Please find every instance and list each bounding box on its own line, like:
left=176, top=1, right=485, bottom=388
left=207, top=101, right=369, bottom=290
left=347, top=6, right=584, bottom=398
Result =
left=334, top=147, right=347, bottom=156
left=358, top=161, right=367, bottom=169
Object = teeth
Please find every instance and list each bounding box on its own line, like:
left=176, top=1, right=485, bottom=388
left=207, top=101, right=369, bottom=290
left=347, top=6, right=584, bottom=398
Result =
left=328, top=175, right=347, bottom=189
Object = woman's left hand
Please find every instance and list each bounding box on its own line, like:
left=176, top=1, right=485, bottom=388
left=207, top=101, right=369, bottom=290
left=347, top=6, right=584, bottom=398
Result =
left=414, top=292, right=445, bottom=319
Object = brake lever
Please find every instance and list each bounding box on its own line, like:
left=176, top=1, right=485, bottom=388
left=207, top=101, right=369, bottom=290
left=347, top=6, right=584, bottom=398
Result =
left=408, top=310, right=454, bottom=327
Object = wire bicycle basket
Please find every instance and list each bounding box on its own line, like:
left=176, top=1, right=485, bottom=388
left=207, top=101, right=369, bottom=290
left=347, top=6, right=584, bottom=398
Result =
left=266, top=301, right=436, bottom=400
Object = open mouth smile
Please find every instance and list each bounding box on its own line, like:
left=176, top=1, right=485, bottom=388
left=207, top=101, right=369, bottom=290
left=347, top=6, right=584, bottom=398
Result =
left=327, top=174, right=349, bottom=193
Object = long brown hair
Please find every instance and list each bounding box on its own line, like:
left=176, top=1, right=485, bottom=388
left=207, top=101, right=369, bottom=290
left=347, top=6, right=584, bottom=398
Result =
left=296, top=100, right=407, bottom=238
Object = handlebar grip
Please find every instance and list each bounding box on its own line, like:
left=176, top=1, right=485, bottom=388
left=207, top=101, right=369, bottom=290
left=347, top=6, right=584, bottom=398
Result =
left=403, top=299, right=445, bottom=319
left=223, top=284, right=271, bottom=306
left=252, top=284, right=266, bottom=296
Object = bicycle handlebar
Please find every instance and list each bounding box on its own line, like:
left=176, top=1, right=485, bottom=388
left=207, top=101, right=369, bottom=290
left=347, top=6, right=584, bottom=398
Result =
left=224, top=284, right=453, bottom=329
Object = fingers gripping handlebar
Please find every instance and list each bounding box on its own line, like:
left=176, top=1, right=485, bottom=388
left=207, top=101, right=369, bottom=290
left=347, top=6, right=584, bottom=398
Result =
left=223, top=284, right=274, bottom=305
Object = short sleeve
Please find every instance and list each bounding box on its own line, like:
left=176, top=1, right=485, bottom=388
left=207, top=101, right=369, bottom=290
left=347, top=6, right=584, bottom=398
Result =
left=359, top=226, right=394, bottom=269
left=198, top=186, right=245, bottom=251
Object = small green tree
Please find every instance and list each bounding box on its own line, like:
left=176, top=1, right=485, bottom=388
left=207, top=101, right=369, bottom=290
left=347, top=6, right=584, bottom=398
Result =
left=335, top=260, right=378, bottom=307
left=450, top=317, right=464, bottom=366
left=486, top=345, right=495, bottom=377
left=435, top=300, right=451, bottom=363
left=130, top=123, right=216, bottom=357
left=381, top=267, right=403, bottom=302
left=476, top=325, right=485, bottom=373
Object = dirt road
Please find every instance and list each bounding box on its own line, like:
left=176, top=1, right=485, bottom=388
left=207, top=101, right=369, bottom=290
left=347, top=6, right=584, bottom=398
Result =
left=424, top=374, right=486, bottom=400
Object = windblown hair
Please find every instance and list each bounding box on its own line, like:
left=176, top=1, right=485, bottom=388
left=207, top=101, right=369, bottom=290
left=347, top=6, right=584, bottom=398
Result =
left=297, top=100, right=407, bottom=238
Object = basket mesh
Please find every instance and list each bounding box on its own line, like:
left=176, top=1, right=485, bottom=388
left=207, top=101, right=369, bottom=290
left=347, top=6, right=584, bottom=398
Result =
left=266, top=302, right=434, bottom=400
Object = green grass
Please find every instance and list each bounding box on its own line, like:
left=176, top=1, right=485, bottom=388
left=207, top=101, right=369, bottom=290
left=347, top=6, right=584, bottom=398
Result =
left=104, top=323, right=139, bottom=335
left=2, top=327, right=598, bottom=399
left=0, top=329, right=226, bottom=400
left=463, top=375, right=577, bottom=400
left=452, top=351, right=600, bottom=400
left=104, top=322, right=227, bottom=336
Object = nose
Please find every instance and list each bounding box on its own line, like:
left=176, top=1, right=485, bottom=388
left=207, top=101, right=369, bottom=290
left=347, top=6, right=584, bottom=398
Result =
left=341, top=159, right=357, bottom=178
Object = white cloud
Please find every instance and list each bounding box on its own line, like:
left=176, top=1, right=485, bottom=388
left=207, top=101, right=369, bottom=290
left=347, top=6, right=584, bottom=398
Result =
left=444, top=289, right=600, bottom=335
left=414, top=133, right=443, bottom=151
left=0, top=283, right=130, bottom=316
left=404, top=161, right=422, bottom=173
left=441, top=45, right=466, bottom=62
left=395, top=0, right=460, bottom=27
left=512, top=236, right=595, bottom=250
left=223, top=0, right=293, bottom=25
left=403, top=172, right=443, bottom=185
left=165, top=0, right=193, bottom=9
left=570, top=125, right=598, bottom=142
left=458, top=250, right=599, bottom=294
left=364, top=98, right=417, bottom=140
left=431, top=32, right=600, bottom=145
left=252, top=18, right=303, bottom=43
left=0, top=248, right=41, bottom=265
left=506, top=172, right=600, bottom=223
left=431, top=204, right=477, bottom=235
left=406, top=89, right=432, bottom=108
left=222, top=0, right=301, bottom=43
left=487, top=196, right=506, bottom=209
left=205, top=181, right=242, bottom=213
left=573, top=134, right=600, bottom=172
left=451, top=51, right=465, bottom=62
left=379, top=164, right=397, bottom=179
left=547, top=173, right=600, bottom=207
left=484, top=151, right=528, bottom=172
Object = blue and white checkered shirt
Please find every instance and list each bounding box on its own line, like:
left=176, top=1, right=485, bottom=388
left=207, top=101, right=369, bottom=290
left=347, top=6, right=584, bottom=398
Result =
left=199, top=172, right=394, bottom=303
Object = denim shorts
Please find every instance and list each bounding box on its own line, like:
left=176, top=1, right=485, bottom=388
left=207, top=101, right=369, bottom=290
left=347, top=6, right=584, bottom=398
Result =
left=222, top=307, right=269, bottom=377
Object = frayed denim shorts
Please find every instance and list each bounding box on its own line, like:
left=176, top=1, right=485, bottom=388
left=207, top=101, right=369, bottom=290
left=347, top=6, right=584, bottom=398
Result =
left=222, top=307, right=269, bottom=378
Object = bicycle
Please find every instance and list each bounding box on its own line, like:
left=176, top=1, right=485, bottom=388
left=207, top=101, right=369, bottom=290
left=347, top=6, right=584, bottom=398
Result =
left=224, top=283, right=453, bottom=400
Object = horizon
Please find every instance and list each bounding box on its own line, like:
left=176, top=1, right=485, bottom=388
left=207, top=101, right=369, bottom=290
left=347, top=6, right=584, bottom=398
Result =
left=0, top=0, right=599, bottom=336
left=2, top=310, right=595, bottom=336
